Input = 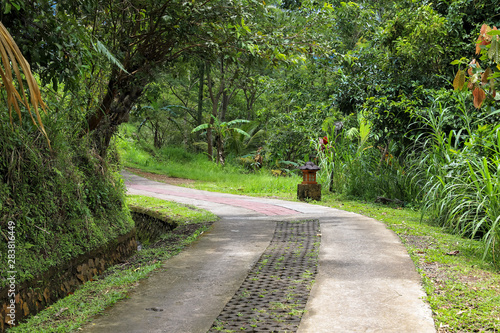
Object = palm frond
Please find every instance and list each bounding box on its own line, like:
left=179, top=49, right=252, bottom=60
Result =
left=0, top=21, right=50, bottom=147
left=192, top=123, right=210, bottom=133
left=92, top=39, right=129, bottom=74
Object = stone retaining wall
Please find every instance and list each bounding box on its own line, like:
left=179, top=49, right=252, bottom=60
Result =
left=131, top=209, right=178, bottom=244
left=0, top=230, right=137, bottom=332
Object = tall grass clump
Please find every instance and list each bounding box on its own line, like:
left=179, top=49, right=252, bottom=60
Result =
left=407, top=92, right=500, bottom=262
left=313, top=114, right=407, bottom=201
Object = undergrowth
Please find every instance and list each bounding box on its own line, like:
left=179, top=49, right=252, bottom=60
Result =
left=0, top=113, right=133, bottom=289
left=115, top=124, right=300, bottom=198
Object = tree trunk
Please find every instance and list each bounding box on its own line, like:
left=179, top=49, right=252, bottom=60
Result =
left=86, top=69, right=146, bottom=157
left=153, top=121, right=162, bottom=148
left=207, top=116, right=214, bottom=161
left=220, top=89, right=229, bottom=123
left=218, top=141, right=225, bottom=166
left=197, top=62, right=205, bottom=127
left=206, top=61, right=224, bottom=162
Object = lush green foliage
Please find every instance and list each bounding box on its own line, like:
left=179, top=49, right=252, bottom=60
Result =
left=116, top=124, right=300, bottom=198
left=405, top=93, right=500, bottom=261
left=0, top=94, right=133, bottom=289
left=106, top=0, right=500, bottom=263
left=3, top=0, right=500, bottom=294
left=313, top=114, right=407, bottom=201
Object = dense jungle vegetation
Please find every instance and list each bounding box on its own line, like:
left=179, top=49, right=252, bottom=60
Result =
left=1, top=0, right=500, bottom=290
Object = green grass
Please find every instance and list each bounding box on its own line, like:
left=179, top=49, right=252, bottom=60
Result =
left=127, top=195, right=218, bottom=225
left=115, top=125, right=300, bottom=199
left=7, top=195, right=217, bottom=333
left=7, top=265, right=159, bottom=333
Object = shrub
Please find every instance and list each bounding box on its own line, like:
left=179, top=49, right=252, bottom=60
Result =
left=406, top=94, right=500, bottom=262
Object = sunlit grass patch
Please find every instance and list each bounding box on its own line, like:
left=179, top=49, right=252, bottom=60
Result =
left=127, top=195, right=218, bottom=225
left=116, top=128, right=300, bottom=199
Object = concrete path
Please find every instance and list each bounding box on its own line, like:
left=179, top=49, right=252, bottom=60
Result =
left=83, top=171, right=435, bottom=333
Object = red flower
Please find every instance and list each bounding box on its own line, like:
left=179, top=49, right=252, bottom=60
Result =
left=319, top=136, right=328, bottom=151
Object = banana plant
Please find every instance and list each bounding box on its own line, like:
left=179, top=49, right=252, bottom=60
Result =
left=192, top=116, right=250, bottom=165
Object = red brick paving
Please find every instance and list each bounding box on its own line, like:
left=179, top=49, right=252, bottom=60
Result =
left=129, top=184, right=299, bottom=216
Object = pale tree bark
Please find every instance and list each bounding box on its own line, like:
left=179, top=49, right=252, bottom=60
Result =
left=206, top=61, right=224, bottom=162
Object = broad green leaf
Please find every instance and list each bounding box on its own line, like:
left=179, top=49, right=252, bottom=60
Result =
left=241, top=18, right=251, bottom=33
left=192, top=123, right=210, bottom=133
left=3, top=3, right=11, bottom=14
left=488, top=38, right=500, bottom=64
left=233, top=128, right=251, bottom=138
left=227, top=119, right=250, bottom=126
left=453, top=69, right=465, bottom=90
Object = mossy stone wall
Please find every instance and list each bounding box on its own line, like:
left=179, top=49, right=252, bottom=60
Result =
left=0, top=230, right=137, bottom=332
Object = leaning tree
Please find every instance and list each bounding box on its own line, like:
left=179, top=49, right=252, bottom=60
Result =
left=82, top=0, right=272, bottom=156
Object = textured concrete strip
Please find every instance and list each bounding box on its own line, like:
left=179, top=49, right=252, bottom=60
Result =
left=84, top=218, right=277, bottom=333
left=208, top=220, right=320, bottom=332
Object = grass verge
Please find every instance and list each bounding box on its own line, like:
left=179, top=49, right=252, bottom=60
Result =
left=7, top=196, right=218, bottom=333
left=115, top=128, right=300, bottom=199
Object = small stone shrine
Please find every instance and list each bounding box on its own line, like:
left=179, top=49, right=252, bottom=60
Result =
left=297, top=161, right=321, bottom=201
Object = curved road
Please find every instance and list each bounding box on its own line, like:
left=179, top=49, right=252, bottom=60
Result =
left=83, top=171, right=435, bottom=333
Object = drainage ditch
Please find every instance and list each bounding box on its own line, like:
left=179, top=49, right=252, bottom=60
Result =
left=208, top=219, right=320, bottom=333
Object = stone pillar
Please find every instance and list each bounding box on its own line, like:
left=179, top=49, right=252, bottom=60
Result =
left=297, top=183, right=321, bottom=201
